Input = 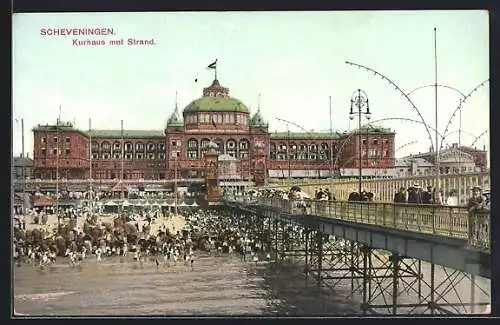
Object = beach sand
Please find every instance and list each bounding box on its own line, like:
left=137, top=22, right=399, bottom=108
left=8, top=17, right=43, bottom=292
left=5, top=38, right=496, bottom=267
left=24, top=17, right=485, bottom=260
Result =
left=149, top=214, right=187, bottom=235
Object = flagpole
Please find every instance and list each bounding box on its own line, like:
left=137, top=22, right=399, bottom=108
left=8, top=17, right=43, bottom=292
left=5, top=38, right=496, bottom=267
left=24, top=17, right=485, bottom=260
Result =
left=89, top=118, right=93, bottom=217
left=215, top=59, right=218, bottom=80
left=121, top=120, right=124, bottom=200
left=329, top=96, right=334, bottom=178
left=56, top=105, right=61, bottom=233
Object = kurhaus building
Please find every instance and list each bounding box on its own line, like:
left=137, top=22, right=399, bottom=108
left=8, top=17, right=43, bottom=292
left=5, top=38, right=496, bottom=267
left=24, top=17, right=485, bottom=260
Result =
left=32, top=79, right=396, bottom=185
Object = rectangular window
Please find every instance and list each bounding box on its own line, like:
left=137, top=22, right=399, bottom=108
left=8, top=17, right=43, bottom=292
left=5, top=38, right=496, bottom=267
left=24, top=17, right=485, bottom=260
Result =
left=188, top=151, right=197, bottom=160
left=136, top=154, right=143, bottom=160
left=53, top=149, right=58, bottom=155
left=103, top=153, right=110, bottom=160
left=54, top=136, right=58, bottom=143
left=41, top=137, right=46, bottom=144
left=114, top=153, right=121, bottom=160
left=92, top=153, right=99, bottom=160
left=125, top=153, right=133, bottom=160
left=65, top=149, right=70, bottom=155
left=66, top=137, right=71, bottom=143
left=41, top=148, right=46, bottom=156
left=373, top=139, right=378, bottom=145
left=158, top=153, right=165, bottom=160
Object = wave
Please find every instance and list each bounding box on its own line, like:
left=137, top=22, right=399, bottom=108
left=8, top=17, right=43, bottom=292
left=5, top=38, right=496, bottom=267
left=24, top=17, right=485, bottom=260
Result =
left=15, top=291, right=76, bottom=301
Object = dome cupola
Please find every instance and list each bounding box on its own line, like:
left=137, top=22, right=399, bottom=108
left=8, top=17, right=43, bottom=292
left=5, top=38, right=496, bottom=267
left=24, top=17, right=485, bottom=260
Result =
left=166, top=92, right=183, bottom=128
left=249, top=108, right=268, bottom=127
left=183, top=79, right=249, bottom=114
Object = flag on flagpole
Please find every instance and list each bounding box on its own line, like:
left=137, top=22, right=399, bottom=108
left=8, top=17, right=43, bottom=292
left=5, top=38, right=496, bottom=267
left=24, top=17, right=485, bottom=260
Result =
left=207, top=59, right=217, bottom=69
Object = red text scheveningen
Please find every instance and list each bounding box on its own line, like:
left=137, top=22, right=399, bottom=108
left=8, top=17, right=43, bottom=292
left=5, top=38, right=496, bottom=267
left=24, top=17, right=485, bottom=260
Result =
left=40, top=28, right=115, bottom=36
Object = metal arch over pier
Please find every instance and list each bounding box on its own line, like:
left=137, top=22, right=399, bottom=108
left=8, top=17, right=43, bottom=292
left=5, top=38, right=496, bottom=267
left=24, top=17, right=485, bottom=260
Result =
left=223, top=196, right=490, bottom=315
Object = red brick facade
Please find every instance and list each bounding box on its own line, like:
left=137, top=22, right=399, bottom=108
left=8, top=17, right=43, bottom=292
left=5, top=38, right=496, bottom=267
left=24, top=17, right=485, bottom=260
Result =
left=32, top=79, right=396, bottom=182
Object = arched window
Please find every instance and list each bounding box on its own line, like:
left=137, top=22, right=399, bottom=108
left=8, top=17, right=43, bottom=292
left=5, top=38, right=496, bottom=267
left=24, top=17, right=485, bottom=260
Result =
left=101, top=141, right=111, bottom=152
left=91, top=141, right=99, bottom=152
left=124, top=142, right=133, bottom=152
left=188, top=138, right=198, bottom=149
left=200, top=138, right=210, bottom=149
left=147, top=142, right=156, bottom=152
left=239, top=139, right=249, bottom=150
left=135, top=142, right=144, bottom=152
left=113, top=142, right=121, bottom=151
left=226, top=139, right=237, bottom=150
left=214, top=139, right=224, bottom=154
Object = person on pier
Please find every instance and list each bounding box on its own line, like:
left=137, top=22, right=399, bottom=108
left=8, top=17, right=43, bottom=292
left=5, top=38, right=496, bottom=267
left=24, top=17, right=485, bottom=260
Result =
left=393, top=187, right=407, bottom=203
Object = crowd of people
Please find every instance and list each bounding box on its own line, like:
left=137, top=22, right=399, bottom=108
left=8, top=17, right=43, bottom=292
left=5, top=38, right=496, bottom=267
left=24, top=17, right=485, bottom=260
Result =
left=12, top=206, right=277, bottom=271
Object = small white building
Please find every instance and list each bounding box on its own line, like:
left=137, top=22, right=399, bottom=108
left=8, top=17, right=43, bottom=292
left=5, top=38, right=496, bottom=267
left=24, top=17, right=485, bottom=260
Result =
left=394, top=157, right=435, bottom=178
left=437, top=146, right=479, bottom=174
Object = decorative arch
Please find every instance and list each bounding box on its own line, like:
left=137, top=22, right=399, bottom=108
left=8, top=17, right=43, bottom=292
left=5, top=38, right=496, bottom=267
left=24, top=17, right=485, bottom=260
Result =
left=239, top=138, right=250, bottom=150
left=101, top=141, right=111, bottom=152
left=319, top=142, right=330, bottom=160
left=187, top=138, right=198, bottom=149
left=112, top=141, right=121, bottom=152
left=91, top=141, right=99, bottom=152
left=135, top=142, right=145, bottom=152
left=187, top=138, right=199, bottom=160
left=146, top=142, right=156, bottom=152
left=124, top=141, right=133, bottom=152
left=213, top=138, right=224, bottom=154
left=226, top=139, right=237, bottom=150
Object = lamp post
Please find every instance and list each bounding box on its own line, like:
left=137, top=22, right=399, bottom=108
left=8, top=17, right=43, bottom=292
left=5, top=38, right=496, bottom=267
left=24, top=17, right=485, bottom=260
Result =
left=349, top=89, right=372, bottom=195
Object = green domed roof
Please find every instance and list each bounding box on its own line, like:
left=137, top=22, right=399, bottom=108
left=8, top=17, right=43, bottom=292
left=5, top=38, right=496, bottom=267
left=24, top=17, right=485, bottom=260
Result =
left=249, top=109, right=268, bottom=126
left=183, top=96, right=249, bottom=113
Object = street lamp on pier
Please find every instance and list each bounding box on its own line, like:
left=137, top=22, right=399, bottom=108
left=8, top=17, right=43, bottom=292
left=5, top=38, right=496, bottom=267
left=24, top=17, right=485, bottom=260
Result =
left=349, top=89, right=372, bottom=195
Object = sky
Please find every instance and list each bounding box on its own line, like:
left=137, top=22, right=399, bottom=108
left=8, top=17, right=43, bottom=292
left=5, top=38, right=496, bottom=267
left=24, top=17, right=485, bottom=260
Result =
left=12, top=11, right=489, bottom=162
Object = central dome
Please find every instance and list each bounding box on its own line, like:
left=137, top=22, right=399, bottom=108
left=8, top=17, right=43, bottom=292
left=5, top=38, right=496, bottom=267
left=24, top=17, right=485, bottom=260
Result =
left=183, top=97, right=249, bottom=113
left=183, top=79, right=249, bottom=114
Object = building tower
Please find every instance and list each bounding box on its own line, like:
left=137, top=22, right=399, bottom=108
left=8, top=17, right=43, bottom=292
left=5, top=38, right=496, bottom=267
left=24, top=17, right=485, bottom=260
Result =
left=204, top=140, right=220, bottom=203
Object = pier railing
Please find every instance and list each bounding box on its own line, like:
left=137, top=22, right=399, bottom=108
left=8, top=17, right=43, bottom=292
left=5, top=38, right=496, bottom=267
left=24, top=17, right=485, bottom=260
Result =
left=223, top=195, right=490, bottom=253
